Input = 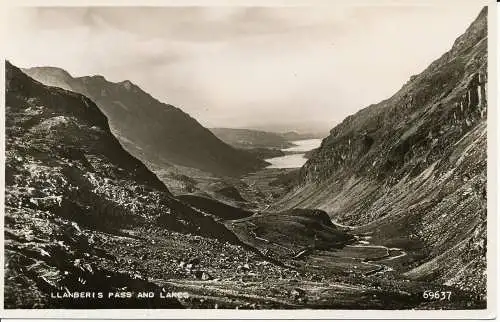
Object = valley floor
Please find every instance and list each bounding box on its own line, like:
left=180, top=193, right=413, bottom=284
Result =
left=7, top=216, right=484, bottom=309
left=113, top=162, right=486, bottom=310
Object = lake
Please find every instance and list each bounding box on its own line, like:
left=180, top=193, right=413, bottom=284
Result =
left=265, top=139, right=322, bottom=169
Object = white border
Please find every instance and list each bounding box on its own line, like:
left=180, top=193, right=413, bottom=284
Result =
left=0, top=0, right=497, bottom=319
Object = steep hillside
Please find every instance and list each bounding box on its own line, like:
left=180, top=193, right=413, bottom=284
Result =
left=275, top=7, right=487, bottom=297
left=4, top=61, right=287, bottom=308
left=22, top=67, right=268, bottom=178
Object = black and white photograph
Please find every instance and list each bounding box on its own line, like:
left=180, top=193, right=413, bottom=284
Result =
left=1, top=0, right=496, bottom=318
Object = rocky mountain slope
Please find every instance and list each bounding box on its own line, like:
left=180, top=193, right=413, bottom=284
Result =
left=274, top=7, right=488, bottom=298
left=4, top=61, right=291, bottom=308
left=22, top=67, right=267, bottom=178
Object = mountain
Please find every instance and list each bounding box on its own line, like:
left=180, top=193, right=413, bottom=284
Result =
left=22, top=67, right=268, bottom=178
left=4, top=61, right=283, bottom=308
left=274, top=7, right=487, bottom=297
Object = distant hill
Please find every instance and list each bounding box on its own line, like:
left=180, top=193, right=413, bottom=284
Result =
left=210, top=128, right=324, bottom=150
left=210, top=128, right=294, bottom=149
left=22, top=67, right=268, bottom=178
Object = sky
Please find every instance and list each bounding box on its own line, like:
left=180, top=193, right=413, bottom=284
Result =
left=5, top=3, right=486, bottom=132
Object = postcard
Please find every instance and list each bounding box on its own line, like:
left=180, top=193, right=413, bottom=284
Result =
left=0, top=0, right=497, bottom=319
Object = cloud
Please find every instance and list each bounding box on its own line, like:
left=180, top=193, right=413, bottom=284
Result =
left=5, top=4, right=486, bottom=131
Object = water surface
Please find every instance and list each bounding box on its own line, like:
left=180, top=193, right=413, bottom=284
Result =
left=265, top=139, right=322, bottom=169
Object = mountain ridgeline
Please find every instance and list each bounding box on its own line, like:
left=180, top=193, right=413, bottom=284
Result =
left=22, top=67, right=268, bottom=177
left=276, top=7, right=488, bottom=296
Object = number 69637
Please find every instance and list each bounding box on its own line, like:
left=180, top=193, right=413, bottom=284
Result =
left=423, top=290, right=451, bottom=300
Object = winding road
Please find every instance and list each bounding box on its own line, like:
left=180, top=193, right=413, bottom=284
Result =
left=348, top=235, right=407, bottom=276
